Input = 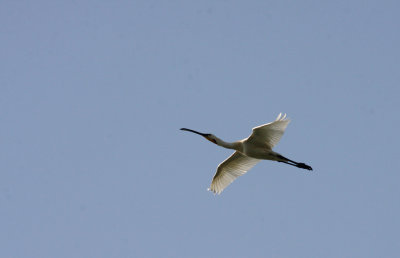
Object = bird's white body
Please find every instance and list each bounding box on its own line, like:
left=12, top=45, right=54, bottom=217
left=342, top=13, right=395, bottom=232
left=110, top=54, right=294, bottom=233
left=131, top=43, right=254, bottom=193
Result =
left=181, top=113, right=312, bottom=194
left=212, top=137, right=281, bottom=160
left=242, top=140, right=280, bottom=160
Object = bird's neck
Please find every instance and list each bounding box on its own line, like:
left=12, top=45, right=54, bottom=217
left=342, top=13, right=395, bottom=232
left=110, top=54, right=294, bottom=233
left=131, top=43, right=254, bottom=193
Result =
left=216, top=138, right=242, bottom=151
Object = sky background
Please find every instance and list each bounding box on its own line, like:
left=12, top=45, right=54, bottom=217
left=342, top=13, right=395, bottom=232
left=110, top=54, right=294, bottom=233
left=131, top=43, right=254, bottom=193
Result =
left=1, top=1, right=399, bottom=257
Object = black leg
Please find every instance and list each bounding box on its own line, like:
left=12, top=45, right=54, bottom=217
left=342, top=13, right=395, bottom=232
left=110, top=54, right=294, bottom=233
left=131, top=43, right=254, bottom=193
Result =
left=277, top=154, right=313, bottom=171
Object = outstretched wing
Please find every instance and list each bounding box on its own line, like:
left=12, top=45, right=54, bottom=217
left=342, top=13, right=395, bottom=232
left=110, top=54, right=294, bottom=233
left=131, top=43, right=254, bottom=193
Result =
left=209, top=151, right=260, bottom=194
left=246, top=113, right=290, bottom=149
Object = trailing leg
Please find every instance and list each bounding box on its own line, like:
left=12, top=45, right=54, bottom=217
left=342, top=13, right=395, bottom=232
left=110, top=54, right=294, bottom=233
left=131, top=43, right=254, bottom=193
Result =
left=276, top=154, right=313, bottom=171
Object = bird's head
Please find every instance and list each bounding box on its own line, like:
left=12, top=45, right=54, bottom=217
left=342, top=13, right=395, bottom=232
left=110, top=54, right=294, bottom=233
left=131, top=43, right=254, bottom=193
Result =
left=180, top=128, right=218, bottom=145
left=204, top=134, right=218, bottom=144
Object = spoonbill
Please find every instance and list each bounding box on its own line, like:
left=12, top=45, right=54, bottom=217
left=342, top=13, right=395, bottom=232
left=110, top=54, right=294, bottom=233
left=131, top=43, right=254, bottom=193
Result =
left=181, top=113, right=312, bottom=194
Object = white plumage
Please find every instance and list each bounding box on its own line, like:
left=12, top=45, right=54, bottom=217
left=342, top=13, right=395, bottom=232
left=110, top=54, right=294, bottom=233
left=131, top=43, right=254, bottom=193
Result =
left=181, top=113, right=312, bottom=195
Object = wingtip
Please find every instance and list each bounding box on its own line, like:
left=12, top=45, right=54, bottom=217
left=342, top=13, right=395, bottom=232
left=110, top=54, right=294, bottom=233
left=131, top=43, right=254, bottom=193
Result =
left=276, top=113, right=288, bottom=121
left=207, top=187, right=221, bottom=195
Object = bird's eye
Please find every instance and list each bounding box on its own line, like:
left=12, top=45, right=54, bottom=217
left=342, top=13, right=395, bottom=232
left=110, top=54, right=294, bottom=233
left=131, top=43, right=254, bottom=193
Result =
left=208, top=138, right=217, bottom=144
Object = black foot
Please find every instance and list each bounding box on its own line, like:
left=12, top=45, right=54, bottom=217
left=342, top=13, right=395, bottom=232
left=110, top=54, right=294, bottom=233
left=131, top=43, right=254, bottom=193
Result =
left=297, top=163, right=313, bottom=171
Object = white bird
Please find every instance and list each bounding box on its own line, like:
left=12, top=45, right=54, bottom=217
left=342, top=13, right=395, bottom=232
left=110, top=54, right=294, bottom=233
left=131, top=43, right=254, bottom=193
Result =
left=181, top=113, right=312, bottom=194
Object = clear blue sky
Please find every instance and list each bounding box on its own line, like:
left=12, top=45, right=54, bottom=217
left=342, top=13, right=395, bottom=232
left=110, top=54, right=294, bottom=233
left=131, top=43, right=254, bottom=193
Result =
left=1, top=1, right=399, bottom=257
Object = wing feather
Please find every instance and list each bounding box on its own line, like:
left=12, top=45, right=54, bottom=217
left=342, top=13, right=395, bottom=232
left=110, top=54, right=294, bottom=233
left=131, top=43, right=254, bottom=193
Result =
left=209, top=151, right=260, bottom=194
left=246, top=113, right=290, bottom=149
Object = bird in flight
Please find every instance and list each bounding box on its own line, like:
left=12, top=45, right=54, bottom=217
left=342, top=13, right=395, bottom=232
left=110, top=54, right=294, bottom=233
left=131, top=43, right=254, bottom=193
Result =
left=181, top=113, right=312, bottom=194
